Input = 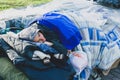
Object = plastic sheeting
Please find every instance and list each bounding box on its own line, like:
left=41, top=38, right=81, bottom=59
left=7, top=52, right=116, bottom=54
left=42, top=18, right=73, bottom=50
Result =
left=0, top=0, right=120, bottom=71
left=0, top=0, right=120, bottom=79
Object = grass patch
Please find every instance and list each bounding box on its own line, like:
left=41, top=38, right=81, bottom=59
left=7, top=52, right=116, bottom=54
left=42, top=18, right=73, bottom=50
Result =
left=0, top=0, right=51, bottom=11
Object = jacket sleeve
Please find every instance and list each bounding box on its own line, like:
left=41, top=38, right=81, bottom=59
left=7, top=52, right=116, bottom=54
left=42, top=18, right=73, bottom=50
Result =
left=0, top=37, right=25, bottom=64
left=23, top=45, right=40, bottom=59
left=1, top=34, right=39, bottom=60
left=51, top=40, right=67, bottom=55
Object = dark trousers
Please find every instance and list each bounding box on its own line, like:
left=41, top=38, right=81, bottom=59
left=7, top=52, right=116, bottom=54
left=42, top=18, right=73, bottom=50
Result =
left=16, top=60, right=75, bottom=80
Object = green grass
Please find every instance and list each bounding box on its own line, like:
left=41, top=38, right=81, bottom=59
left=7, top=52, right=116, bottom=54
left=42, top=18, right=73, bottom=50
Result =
left=0, top=0, right=51, bottom=11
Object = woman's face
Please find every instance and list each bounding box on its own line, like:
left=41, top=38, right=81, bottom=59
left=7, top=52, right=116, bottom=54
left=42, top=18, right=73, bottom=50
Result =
left=33, top=32, right=46, bottom=43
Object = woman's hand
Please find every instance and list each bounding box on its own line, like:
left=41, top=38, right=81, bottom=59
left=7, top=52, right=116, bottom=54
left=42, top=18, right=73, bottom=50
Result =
left=44, top=41, right=53, bottom=46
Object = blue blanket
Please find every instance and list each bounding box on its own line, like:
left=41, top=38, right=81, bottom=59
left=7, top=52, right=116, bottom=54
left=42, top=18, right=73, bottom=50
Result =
left=34, top=12, right=82, bottom=50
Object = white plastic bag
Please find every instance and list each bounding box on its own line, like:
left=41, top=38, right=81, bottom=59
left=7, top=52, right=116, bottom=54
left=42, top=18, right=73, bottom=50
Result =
left=69, top=51, right=88, bottom=74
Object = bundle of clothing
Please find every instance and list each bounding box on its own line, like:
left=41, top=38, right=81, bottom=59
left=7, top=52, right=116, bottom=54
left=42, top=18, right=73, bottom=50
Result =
left=94, top=0, right=120, bottom=8
left=0, top=23, right=75, bottom=80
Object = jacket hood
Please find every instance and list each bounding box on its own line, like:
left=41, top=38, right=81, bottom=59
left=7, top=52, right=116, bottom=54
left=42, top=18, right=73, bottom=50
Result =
left=17, top=23, right=40, bottom=41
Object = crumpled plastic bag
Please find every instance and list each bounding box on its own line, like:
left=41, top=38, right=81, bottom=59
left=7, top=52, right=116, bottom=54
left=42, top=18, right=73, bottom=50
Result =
left=69, top=51, right=88, bottom=74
